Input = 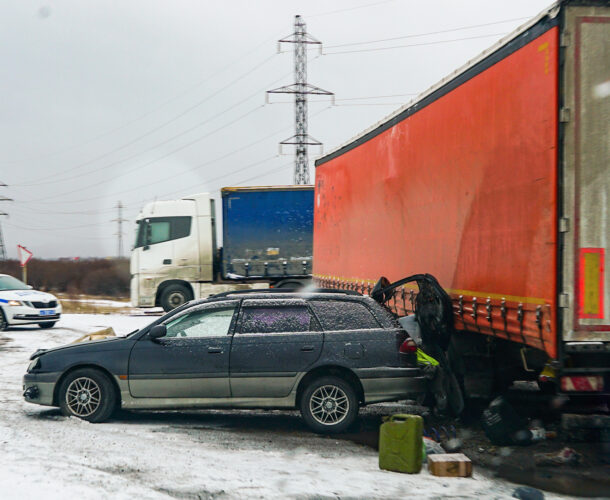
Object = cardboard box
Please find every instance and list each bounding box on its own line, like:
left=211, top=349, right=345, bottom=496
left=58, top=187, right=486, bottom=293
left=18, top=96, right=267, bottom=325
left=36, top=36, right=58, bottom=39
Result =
left=427, top=453, right=472, bottom=477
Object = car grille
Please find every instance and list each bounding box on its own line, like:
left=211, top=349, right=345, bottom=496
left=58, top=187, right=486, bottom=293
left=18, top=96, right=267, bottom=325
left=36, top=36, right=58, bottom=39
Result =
left=30, top=301, right=57, bottom=309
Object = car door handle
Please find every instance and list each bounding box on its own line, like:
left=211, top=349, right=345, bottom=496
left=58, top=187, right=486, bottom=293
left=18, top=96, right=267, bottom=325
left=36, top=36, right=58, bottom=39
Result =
left=300, top=345, right=315, bottom=352
left=208, top=347, right=223, bottom=354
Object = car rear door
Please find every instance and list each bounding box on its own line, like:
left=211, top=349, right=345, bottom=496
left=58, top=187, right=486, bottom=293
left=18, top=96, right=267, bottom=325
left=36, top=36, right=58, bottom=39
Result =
left=229, top=299, right=322, bottom=398
left=309, top=299, right=402, bottom=367
left=128, top=301, right=237, bottom=398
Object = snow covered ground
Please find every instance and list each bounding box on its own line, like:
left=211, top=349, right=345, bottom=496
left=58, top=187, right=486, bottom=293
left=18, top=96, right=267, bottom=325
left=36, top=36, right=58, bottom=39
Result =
left=0, top=314, right=581, bottom=499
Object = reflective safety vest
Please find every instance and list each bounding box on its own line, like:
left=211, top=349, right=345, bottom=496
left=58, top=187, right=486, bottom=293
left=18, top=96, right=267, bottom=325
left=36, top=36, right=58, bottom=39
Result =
left=416, top=348, right=439, bottom=367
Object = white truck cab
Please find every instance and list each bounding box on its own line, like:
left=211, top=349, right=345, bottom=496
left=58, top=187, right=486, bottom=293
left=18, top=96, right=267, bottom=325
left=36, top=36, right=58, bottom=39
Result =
left=131, top=193, right=214, bottom=311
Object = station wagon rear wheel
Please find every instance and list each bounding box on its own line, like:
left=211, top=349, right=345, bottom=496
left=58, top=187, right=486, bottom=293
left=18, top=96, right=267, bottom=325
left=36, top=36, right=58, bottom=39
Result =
left=58, top=368, right=116, bottom=423
left=300, top=376, right=358, bottom=433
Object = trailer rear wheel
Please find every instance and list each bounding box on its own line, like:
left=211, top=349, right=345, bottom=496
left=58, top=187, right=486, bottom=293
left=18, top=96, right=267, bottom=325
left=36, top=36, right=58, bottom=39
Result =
left=273, top=280, right=309, bottom=289
left=160, top=284, right=192, bottom=312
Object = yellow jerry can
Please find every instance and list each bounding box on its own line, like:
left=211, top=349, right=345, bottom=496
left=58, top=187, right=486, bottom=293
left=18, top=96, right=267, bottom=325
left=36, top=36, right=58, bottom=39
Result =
left=378, top=414, right=423, bottom=474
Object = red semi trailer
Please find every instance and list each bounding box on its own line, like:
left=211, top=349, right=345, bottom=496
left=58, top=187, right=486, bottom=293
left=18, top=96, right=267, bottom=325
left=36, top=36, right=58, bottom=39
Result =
left=313, top=0, right=609, bottom=400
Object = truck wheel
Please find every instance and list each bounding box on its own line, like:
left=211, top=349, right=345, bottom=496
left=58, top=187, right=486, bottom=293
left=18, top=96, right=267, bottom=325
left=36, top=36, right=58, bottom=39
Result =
left=0, top=309, right=8, bottom=331
left=274, top=280, right=309, bottom=289
left=58, top=368, right=116, bottom=423
left=300, top=376, right=358, bottom=434
left=160, top=284, right=192, bottom=312
left=38, top=322, right=57, bottom=329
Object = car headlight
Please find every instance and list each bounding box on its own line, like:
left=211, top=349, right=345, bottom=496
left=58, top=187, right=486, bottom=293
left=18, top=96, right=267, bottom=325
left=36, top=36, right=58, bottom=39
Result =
left=8, top=300, right=23, bottom=306
left=27, top=357, right=41, bottom=372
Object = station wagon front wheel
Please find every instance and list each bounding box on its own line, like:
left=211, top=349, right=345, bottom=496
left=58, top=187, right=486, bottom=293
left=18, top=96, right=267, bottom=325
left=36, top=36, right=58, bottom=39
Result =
left=58, top=368, right=116, bottom=423
left=300, top=376, right=358, bottom=433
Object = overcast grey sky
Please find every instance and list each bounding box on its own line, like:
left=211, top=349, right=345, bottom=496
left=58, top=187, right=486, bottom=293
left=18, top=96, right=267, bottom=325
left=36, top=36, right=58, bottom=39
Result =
left=0, top=0, right=553, bottom=259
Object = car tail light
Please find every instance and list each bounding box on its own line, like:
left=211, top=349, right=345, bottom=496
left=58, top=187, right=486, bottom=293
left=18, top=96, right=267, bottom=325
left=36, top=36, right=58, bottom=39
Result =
left=399, top=338, right=417, bottom=353
left=560, top=375, right=603, bottom=392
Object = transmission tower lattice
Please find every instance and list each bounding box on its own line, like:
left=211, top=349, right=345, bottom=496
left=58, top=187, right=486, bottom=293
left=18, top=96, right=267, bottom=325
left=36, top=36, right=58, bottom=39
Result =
left=0, top=217, right=6, bottom=261
left=0, top=183, right=12, bottom=261
left=112, top=201, right=128, bottom=258
left=267, top=15, right=334, bottom=184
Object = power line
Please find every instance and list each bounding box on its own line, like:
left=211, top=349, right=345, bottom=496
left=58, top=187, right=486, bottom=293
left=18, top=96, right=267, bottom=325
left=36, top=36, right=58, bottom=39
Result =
left=1, top=32, right=285, bottom=168
left=336, top=93, right=418, bottom=101
left=324, top=32, right=508, bottom=55
left=3, top=220, right=113, bottom=232
left=20, top=105, right=333, bottom=212
left=323, top=16, right=530, bottom=49
left=16, top=65, right=298, bottom=201
left=12, top=54, right=279, bottom=187
left=335, top=102, right=405, bottom=106
left=308, top=0, right=398, bottom=18
left=26, top=103, right=265, bottom=203
left=3, top=221, right=114, bottom=240
left=24, top=101, right=266, bottom=199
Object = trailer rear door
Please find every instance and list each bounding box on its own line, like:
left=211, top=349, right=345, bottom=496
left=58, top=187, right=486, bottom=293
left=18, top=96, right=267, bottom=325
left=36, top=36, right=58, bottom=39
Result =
left=561, top=4, right=610, bottom=342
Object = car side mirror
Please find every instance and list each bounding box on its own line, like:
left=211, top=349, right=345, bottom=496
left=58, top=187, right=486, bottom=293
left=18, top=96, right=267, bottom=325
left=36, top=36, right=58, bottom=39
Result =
left=149, top=325, right=167, bottom=340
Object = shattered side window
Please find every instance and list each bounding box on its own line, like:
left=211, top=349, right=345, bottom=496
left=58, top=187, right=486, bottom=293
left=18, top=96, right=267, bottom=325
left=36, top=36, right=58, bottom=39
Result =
left=309, top=300, right=381, bottom=331
left=239, top=306, right=314, bottom=334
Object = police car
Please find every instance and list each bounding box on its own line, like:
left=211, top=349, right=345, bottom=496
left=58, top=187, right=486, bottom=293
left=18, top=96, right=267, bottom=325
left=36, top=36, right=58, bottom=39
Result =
left=0, top=274, right=61, bottom=330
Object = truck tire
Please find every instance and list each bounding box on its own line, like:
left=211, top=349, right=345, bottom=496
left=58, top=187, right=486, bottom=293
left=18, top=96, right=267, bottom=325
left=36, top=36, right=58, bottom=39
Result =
left=58, top=368, right=116, bottom=423
left=160, top=284, right=192, bottom=312
left=300, top=376, right=358, bottom=434
left=274, top=279, right=310, bottom=289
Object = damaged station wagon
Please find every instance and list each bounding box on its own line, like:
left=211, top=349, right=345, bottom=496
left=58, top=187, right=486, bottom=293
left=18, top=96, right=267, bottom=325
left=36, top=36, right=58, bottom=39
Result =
left=23, top=289, right=426, bottom=432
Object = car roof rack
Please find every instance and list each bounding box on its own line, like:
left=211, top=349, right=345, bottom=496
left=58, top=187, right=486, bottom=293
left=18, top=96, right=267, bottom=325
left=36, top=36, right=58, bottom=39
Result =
left=208, top=288, right=362, bottom=299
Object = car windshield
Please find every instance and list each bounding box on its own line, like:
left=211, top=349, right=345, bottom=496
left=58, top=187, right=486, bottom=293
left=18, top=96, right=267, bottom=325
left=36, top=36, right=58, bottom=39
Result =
left=0, top=275, right=30, bottom=291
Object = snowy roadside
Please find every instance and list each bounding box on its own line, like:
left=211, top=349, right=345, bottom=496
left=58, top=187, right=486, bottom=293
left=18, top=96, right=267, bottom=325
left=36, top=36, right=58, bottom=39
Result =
left=0, top=315, right=580, bottom=499
left=55, top=295, right=160, bottom=316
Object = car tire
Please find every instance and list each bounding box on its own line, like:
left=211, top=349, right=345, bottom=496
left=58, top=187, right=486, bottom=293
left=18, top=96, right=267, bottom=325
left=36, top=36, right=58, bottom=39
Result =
left=300, top=376, right=358, bottom=434
left=0, top=309, right=8, bottom=331
left=58, top=368, right=116, bottom=423
left=160, top=284, right=191, bottom=312
left=38, top=322, right=57, bottom=329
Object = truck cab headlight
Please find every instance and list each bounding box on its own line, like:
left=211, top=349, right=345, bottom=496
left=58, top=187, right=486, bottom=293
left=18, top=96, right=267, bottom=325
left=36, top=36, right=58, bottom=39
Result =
left=8, top=300, right=23, bottom=306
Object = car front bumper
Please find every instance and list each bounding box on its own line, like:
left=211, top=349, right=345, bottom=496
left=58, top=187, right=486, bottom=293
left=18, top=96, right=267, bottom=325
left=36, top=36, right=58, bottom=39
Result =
left=4, top=304, right=62, bottom=325
left=23, top=372, right=59, bottom=407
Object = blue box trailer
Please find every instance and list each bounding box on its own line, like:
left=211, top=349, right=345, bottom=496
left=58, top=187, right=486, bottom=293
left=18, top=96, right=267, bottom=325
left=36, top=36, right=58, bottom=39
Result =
left=220, top=186, right=314, bottom=283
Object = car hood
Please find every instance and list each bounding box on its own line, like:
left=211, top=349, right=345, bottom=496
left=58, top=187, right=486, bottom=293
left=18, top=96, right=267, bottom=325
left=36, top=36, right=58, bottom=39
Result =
left=30, top=335, right=129, bottom=360
left=0, top=289, right=58, bottom=303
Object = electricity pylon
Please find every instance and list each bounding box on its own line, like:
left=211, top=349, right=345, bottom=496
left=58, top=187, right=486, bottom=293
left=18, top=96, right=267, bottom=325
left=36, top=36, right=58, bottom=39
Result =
left=267, top=15, right=334, bottom=185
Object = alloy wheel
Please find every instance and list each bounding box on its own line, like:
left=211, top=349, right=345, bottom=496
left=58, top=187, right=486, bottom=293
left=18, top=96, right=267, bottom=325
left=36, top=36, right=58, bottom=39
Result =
left=309, top=384, right=350, bottom=426
left=65, top=376, right=101, bottom=417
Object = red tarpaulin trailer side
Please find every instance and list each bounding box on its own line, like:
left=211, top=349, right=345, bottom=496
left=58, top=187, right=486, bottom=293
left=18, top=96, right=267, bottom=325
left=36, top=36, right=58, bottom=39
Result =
left=314, top=27, right=559, bottom=358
